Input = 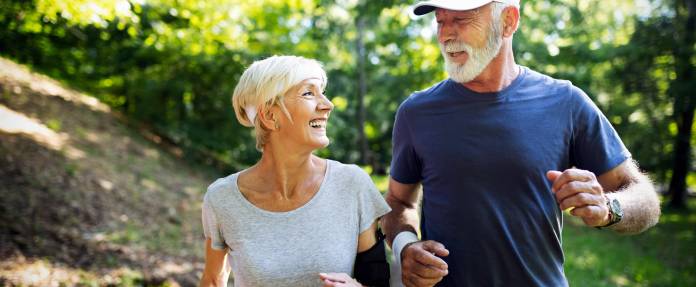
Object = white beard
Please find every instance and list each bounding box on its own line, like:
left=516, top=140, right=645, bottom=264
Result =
left=441, top=22, right=503, bottom=84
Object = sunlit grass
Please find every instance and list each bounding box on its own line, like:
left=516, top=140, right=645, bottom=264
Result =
left=565, top=199, right=696, bottom=286
left=564, top=223, right=666, bottom=286
left=0, top=258, right=151, bottom=287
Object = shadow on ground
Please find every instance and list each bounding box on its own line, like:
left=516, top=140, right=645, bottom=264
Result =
left=0, top=57, right=218, bottom=286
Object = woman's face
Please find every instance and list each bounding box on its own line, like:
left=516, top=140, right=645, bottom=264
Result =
left=274, top=78, right=333, bottom=151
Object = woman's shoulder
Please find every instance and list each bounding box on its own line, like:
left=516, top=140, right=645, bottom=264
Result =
left=203, top=173, right=238, bottom=202
left=327, top=159, right=370, bottom=180
left=325, top=159, right=377, bottom=197
left=325, top=160, right=390, bottom=220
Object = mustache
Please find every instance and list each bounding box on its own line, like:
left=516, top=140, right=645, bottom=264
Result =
left=441, top=40, right=474, bottom=54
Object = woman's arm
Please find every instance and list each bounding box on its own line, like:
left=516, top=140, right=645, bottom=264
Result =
left=354, top=221, right=390, bottom=287
left=321, top=221, right=388, bottom=287
left=199, top=238, right=231, bottom=287
left=357, top=222, right=378, bottom=252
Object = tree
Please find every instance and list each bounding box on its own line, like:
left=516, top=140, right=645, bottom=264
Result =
left=667, top=0, right=695, bottom=208
left=0, top=0, right=691, bottom=192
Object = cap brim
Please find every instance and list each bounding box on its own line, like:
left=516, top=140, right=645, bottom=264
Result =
left=412, top=4, right=438, bottom=16
left=412, top=0, right=493, bottom=16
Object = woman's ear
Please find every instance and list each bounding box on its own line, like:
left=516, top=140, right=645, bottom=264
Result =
left=258, top=106, right=278, bottom=131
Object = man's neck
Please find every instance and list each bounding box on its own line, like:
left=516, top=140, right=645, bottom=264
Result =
left=461, top=44, right=519, bottom=93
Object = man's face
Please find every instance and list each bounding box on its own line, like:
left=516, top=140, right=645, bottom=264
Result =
left=435, top=4, right=503, bottom=83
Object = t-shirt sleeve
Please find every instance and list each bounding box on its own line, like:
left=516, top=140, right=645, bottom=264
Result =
left=354, top=167, right=392, bottom=234
left=570, top=86, right=631, bottom=175
left=390, top=100, right=422, bottom=184
left=202, top=192, right=227, bottom=250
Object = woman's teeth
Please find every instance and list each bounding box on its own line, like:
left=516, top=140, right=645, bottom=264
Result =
left=309, top=119, right=325, bottom=128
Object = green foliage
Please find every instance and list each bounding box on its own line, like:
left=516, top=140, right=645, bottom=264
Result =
left=0, top=0, right=691, bottom=182
left=1, top=0, right=693, bottom=284
left=0, top=0, right=442, bottom=172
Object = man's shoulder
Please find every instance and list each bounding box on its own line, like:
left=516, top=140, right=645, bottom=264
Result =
left=413, top=78, right=450, bottom=97
left=523, top=67, right=573, bottom=88
left=520, top=67, right=587, bottom=99
left=400, top=79, right=450, bottom=109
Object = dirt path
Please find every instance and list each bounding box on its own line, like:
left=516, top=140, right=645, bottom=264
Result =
left=0, top=57, right=219, bottom=286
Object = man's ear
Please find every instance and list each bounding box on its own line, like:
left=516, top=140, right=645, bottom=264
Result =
left=502, top=6, right=520, bottom=37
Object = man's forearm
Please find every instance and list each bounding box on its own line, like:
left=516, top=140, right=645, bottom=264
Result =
left=606, top=172, right=661, bottom=234
left=381, top=192, right=421, bottom=246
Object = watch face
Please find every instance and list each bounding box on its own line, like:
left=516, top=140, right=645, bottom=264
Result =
left=610, top=198, right=623, bottom=221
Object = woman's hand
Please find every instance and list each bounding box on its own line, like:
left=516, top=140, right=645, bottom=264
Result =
left=319, top=273, right=363, bottom=287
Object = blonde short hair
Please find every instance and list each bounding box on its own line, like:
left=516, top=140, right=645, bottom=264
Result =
left=232, top=55, right=327, bottom=151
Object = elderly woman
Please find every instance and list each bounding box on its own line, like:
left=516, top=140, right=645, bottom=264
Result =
left=199, top=55, right=391, bottom=287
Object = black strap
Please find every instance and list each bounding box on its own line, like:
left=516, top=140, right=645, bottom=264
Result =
left=354, top=228, right=390, bottom=287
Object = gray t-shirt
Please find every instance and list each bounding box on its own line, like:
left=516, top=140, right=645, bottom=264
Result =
left=202, top=159, right=391, bottom=287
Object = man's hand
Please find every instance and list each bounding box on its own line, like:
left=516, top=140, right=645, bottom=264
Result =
left=401, top=240, right=449, bottom=287
left=547, top=169, right=610, bottom=227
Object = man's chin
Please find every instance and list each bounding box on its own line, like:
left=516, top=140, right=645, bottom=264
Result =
left=446, top=65, right=479, bottom=83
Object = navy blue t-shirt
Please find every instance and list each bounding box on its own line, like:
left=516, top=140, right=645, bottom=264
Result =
left=390, top=67, right=630, bottom=286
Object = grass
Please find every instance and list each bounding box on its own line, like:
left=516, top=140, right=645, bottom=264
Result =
left=45, top=118, right=62, bottom=131
left=370, top=174, right=696, bottom=286
left=564, top=199, right=696, bottom=286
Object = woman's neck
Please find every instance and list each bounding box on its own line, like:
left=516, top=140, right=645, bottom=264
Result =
left=253, top=147, right=323, bottom=200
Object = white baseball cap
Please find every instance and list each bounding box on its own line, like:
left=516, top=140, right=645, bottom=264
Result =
left=412, top=0, right=520, bottom=16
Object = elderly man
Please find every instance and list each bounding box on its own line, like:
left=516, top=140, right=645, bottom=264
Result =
left=380, top=0, right=661, bottom=286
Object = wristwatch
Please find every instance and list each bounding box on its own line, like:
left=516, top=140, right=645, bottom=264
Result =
left=599, top=195, right=623, bottom=228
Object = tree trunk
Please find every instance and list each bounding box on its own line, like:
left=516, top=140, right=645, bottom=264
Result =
left=355, top=16, right=370, bottom=165
left=668, top=0, right=695, bottom=208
